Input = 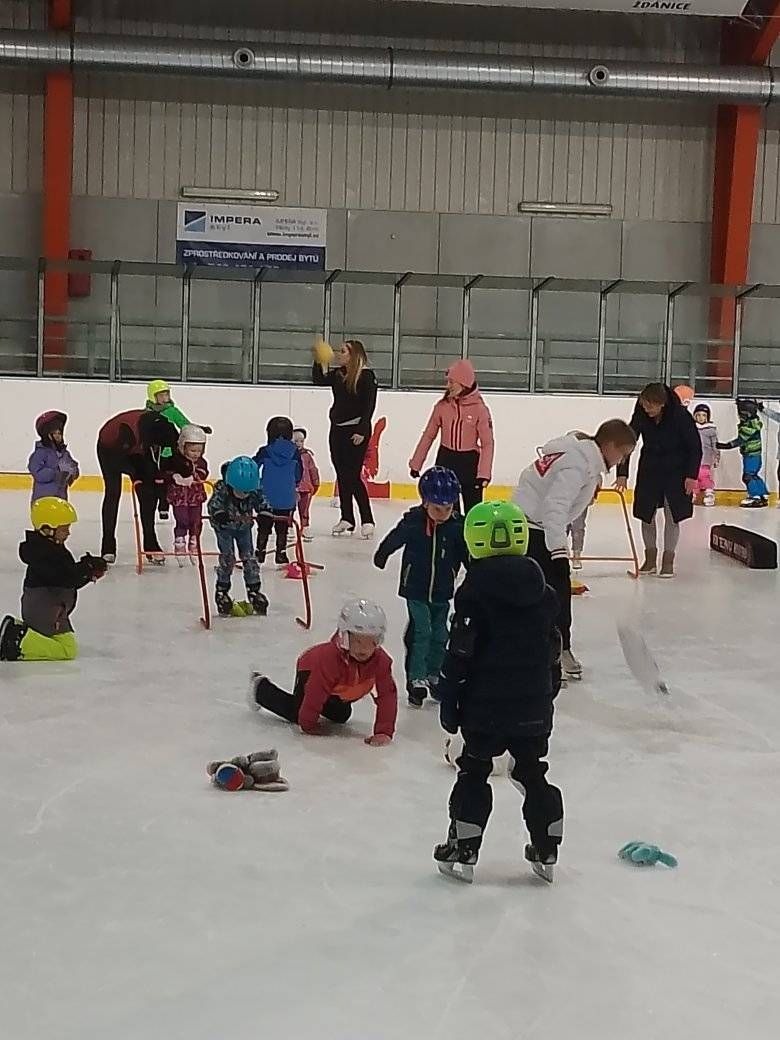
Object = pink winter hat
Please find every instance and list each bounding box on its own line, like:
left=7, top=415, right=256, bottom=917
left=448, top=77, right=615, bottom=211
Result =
left=447, top=359, right=476, bottom=387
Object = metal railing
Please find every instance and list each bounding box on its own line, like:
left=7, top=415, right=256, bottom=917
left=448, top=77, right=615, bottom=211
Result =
left=2, top=255, right=780, bottom=396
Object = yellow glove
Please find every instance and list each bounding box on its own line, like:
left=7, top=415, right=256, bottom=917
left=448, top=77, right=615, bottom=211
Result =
left=313, top=337, right=334, bottom=366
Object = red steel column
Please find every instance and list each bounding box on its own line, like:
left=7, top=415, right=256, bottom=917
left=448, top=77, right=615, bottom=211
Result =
left=42, top=0, right=73, bottom=369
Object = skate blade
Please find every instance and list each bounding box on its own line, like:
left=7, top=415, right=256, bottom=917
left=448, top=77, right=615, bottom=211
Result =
left=564, top=671, right=582, bottom=682
left=176, top=558, right=187, bottom=568
left=437, top=861, right=474, bottom=884
left=531, top=862, right=554, bottom=884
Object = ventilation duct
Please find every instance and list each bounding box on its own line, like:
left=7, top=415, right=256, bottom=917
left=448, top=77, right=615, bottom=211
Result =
left=0, top=29, right=776, bottom=106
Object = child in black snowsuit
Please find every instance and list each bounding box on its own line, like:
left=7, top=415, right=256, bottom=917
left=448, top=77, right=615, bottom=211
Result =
left=373, top=466, right=468, bottom=708
left=435, top=500, right=563, bottom=884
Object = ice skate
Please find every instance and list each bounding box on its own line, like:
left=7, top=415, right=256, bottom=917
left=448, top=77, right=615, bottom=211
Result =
left=275, top=550, right=290, bottom=568
left=247, top=586, right=269, bottom=616
left=360, top=523, right=375, bottom=539
left=741, top=495, right=768, bottom=508
left=561, top=648, right=582, bottom=681
left=0, top=615, right=26, bottom=662
left=302, top=526, right=313, bottom=542
left=434, top=822, right=482, bottom=884
left=571, top=551, right=582, bottom=570
left=638, top=549, right=657, bottom=575
left=659, top=551, right=675, bottom=579
left=427, top=675, right=441, bottom=702
left=525, top=843, right=557, bottom=884
left=407, top=679, right=429, bottom=709
left=332, top=520, right=354, bottom=537
left=158, top=507, right=170, bottom=521
left=188, top=536, right=199, bottom=564
left=145, top=553, right=165, bottom=567
left=215, top=586, right=233, bottom=617
left=103, top=552, right=116, bottom=565
left=703, top=490, right=715, bottom=507
left=174, top=536, right=187, bottom=568
left=247, top=672, right=265, bottom=712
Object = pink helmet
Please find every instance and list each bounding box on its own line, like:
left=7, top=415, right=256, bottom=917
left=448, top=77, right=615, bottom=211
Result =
left=35, top=411, right=67, bottom=438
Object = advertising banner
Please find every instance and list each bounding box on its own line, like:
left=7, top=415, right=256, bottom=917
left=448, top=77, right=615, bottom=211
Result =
left=421, top=0, right=745, bottom=15
left=176, top=203, right=326, bottom=270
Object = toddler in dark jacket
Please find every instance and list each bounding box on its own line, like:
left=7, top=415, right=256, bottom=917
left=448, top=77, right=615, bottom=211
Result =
left=0, top=498, right=106, bottom=662
left=434, top=500, right=563, bottom=885
left=374, top=467, right=468, bottom=708
left=253, top=416, right=304, bottom=566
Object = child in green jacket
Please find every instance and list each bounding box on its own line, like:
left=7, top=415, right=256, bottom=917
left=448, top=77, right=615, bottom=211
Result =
left=145, top=379, right=212, bottom=518
left=717, top=397, right=768, bottom=508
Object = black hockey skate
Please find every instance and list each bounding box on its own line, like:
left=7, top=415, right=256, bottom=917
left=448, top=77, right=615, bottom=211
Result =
left=525, top=843, right=557, bottom=884
left=275, top=550, right=290, bottom=567
left=407, top=679, right=429, bottom=709
left=215, top=586, right=233, bottom=617
left=247, top=586, right=269, bottom=616
left=427, top=675, right=441, bottom=702
left=0, top=615, right=26, bottom=661
left=434, top=822, right=482, bottom=884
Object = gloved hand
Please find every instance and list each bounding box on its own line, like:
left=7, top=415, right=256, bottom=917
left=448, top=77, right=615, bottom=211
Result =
left=373, top=552, right=386, bottom=570
left=618, top=841, right=677, bottom=868
left=172, top=472, right=194, bottom=486
left=475, top=478, right=489, bottom=488
left=440, top=703, right=459, bottom=735
left=81, top=553, right=108, bottom=580
left=364, top=734, right=392, bottom=747
left=300, top=721, right=325, bottom=736
left=409, top=468, right=420, bottom=479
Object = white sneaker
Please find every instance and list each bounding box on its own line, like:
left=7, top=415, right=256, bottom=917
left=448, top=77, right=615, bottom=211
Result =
left=361, top=523, right=375, bottom=539
left=561, top=649, right=582, bottom=680
left=332, top=520, right=355, bottom=537
left=571, top=551, right=582, bottom=570
left=247, top=672, right=264, bottom=712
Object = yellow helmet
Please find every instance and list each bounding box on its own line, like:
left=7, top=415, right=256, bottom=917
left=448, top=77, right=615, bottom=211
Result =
left=31, top=497, right=78, bottom=531
left=147, top=379, right=170, bottom=401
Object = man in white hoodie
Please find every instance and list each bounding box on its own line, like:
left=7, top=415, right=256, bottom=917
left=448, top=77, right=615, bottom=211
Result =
left=513, top=419, right=637, bottom=680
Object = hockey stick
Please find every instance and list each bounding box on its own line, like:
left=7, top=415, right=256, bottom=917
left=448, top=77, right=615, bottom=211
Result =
left=292, top=519, right=313, bottom=629
left=196, top=530, right=211, bottom=630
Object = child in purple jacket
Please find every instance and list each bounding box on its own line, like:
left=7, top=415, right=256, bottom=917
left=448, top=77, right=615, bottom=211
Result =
left=28, top=412, right=80, bottom=503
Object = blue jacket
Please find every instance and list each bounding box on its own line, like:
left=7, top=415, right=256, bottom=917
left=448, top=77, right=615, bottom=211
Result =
left=28, top=441, right=80, bottom=502
left=374, top=506, right=469, bottom=604
left=254, top=439, right=303, bottom=511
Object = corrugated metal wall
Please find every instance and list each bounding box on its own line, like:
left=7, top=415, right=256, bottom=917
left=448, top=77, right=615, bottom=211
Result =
left=0, top=0, right=720, bottom=222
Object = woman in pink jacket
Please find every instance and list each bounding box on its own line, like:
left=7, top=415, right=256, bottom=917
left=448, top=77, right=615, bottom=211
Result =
left=409, top=360, right=495, bottom=514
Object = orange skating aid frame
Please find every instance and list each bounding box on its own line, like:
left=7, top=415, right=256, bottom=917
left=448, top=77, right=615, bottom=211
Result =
left=575, top=488, right=640, bottom=579
left=129, top=481, right=322, bottom=630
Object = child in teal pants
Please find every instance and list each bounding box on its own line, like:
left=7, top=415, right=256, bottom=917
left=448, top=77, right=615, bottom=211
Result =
left=373, top=467, right=468, bottom=708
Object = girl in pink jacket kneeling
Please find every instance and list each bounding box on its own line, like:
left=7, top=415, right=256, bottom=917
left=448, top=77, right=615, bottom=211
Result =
left=409, top=359, right=494, bottom=514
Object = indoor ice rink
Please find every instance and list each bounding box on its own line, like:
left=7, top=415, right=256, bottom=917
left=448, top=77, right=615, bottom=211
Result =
left=4, top=0, right=780, bottom=1036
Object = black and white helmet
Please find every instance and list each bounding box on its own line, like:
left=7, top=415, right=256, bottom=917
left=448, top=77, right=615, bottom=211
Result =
left=338, top=599, right=387, bottom=646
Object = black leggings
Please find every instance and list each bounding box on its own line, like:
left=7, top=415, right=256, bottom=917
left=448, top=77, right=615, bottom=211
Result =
left=436, top=447, right=483, bottom=516
left=526, top=528, right=572, bottom=651
left=253, top=671, right=352, bottom=725
left=330, top=425, right=373, bottom=527
left=97, top=443, right=161, bottom=557
left=256, top=509, right=294, bottom=559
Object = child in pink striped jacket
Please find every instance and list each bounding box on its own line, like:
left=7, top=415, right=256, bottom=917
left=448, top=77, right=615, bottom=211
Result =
left=293, top=428, right=321, bottom=541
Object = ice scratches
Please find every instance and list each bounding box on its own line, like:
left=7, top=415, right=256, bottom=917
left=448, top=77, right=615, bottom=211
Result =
left=24, top=777, right=85, bottom=835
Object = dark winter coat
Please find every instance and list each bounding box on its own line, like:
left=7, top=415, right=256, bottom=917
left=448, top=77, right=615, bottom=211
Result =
left=373, top=506, right=469, bottom=604
left=97, top=409, right=180, bottom=458
left=28, top=441, right=80, bottom=502
left=18, top=531, right=99, bottom=636
left=253, top=439, right=303, bottom=511
left=617, top=387, right=702, bottom=524
left=312, top=363, right=378, bottom=438
left=437, top=555, right=562, bottom=738
left=207, top=478, right=266, bottom=529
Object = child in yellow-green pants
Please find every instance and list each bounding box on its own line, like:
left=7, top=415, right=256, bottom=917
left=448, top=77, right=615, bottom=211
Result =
left=0, top=497, right=107, bottom=662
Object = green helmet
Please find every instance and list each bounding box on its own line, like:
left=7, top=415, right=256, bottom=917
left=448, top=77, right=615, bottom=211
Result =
left=464, top=500, right=529, bottom=560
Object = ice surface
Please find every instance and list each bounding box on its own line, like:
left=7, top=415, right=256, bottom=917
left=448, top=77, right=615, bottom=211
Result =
left=1, top=491, right=779, bottom=1040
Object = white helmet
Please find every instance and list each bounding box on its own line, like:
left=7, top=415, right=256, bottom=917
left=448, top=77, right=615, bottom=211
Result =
left=178, top=424, right=208, bottom=449
left=337, top=599, right=387, bottom=647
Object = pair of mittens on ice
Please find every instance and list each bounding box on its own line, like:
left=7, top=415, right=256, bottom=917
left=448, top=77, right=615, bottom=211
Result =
left=618, top=841, right=677, bottom=868
left=207, top=750, right=289, bottom=793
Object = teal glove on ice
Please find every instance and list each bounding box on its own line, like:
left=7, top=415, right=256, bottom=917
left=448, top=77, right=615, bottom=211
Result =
left=618, top=841, right=678, bottom=868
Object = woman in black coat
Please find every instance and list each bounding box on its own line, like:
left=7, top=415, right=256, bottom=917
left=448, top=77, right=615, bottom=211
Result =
left=312, top=339, right=378, bottom=538
left=615, top=383, right=701, bottom=579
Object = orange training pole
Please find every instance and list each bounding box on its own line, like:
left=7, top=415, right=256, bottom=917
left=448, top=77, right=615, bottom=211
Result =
left=42, top=0, right=73, bottom=371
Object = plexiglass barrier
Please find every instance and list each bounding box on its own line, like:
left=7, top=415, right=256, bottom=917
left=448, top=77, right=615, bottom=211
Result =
left=0, top=256, right=775, bottom=396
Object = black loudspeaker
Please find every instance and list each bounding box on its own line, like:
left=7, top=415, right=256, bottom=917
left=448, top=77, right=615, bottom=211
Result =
left=710, top=525, right=777, bottom=569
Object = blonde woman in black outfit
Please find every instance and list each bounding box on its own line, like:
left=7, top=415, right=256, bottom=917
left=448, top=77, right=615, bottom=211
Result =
left=312, top=339, right=378, bottom=538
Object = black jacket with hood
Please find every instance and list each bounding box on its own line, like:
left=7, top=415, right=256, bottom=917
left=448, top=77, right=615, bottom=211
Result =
left=437, top=554, right=562, bottom=738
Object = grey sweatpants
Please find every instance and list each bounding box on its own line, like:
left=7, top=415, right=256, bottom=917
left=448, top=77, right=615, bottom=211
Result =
left=641, top=502, right=680, bottom=554
left=21, top=586, right=76, bottom=637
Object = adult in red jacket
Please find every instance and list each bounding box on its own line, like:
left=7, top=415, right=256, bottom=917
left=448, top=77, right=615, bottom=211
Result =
left=249, top=599, right=398, bottom=745
left=409, top=359, right=494, bottom=514
left=96, top=409, right=180, bottom=562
